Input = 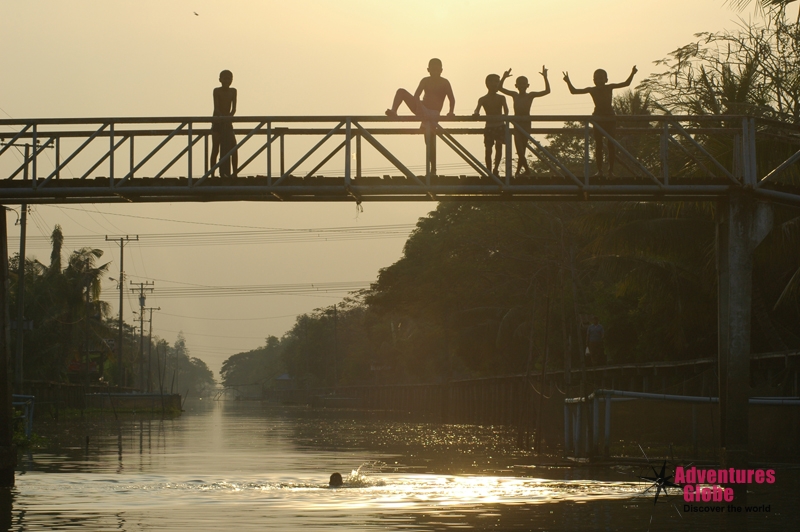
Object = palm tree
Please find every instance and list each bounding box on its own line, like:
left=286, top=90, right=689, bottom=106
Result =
left=729, top=0, right=798, bottom=8
left=728, top=1, right=800, bottom=24
left=13, top=225, right=112, bottom=382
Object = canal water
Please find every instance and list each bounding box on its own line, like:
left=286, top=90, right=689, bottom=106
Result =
left=3, top=400, right=797, bottom=531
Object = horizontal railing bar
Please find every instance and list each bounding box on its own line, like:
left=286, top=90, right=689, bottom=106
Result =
left=0, top=127, right=743, bottom=140
left=0, top=114, right=754, bottom=127
left=0, top=184, right=733, bottom=198
left=0, top=194, right=732, bottom=207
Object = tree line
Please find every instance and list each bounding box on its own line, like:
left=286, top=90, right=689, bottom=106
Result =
left=9, top=225, right=215, bottom=395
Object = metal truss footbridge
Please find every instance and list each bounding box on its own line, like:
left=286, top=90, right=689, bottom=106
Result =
left=1, top=114, right=799, bottom=205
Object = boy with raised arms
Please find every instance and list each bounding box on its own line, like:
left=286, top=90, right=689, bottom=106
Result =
left=563, top=66, right=637, bottom=177
left=499, top=66, right=550, bottom=176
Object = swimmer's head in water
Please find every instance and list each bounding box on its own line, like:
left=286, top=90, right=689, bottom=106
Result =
left=329, top=472, right=343, bottom=487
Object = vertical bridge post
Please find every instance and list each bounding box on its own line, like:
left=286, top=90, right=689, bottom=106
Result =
left=0, top=208, right=15, bottom=486
left=717, top=191, right=772, bottom=468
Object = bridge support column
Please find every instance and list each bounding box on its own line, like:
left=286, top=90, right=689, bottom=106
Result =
left=0, top=209, right=15, bottom=486
left=716, top=192, right=772, bottom=468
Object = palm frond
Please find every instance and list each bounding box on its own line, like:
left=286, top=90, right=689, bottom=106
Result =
left=727, top=0, right=797, bottom=11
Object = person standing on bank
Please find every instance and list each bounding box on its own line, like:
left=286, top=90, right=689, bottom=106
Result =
left=586, top=315, right=606, bottom=366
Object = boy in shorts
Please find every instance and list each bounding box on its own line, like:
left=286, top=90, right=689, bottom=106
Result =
left=211, top=69, right=238, bottom=177
left=563, top=66, right=637, bottom=177
left=385, top=58, right=456, bottom=120
left=499, top=66, right=550, bottom=176
left=473, top=74, right=508, bottom=176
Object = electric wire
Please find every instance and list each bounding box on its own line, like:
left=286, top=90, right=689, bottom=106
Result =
left=9, top=224, right=415, bottom=249
left=157, top=311, right=298, bottom=321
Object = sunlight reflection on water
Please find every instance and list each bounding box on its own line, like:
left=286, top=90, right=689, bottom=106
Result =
left=6, top=402, right=798, bottom=531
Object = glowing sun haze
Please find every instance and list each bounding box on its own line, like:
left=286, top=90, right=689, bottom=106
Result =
left=0, top=0, right=778, bottom=375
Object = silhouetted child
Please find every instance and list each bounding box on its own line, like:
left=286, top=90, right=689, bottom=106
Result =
left=385, top=58, right=456, bottom=121
left=563, top=66, right=637, bottom=177
left=499, top=66, right=550, bottom=176
left=329, top=472, right=343, bottom=487
left=473, top=74, right=508, bottom=176
left=211, top=69, right=238, bottom=177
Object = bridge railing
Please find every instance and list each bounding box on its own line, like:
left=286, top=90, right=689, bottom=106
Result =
left=1, top=115, right=798, bottom=204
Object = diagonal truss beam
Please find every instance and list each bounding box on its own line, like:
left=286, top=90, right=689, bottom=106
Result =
left=5, top=138, right=54, bottom=181
left=667, top=136, right=717, bottom=178
left=354, top=122, right=426, bottom=187
left=304, top=140, right=346, bottom=179
left=670, top=121, right=737, bottom=184
left=271, top=122, right=344, bottom=186
left=40, top=123, right=108, bottom=187
left=154, top=134, right=204, bottom=179
left=591, top=120, right=662, bottom=187
left=512, top=121, right=583, bottom=187
left=0, top=125, right=32, bottom=159
left=116, top=123, right=187, bottom=186
left=435, top=125, right=502, bottom=186
left=80, top=136, right=128, bottom=180
left=236, top=133, right=279, bottom=176
left=756, top=147, right=800, bottom=188
left=195, top=121, right=267, bottom=185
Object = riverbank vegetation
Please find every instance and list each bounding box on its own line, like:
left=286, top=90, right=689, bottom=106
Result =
left=9, top=225, right=216, bottom=395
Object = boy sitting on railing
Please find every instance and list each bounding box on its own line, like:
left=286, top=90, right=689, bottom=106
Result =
left=385, top=58, right=456, bottom=122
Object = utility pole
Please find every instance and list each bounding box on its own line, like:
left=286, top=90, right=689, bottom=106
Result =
left=130, top=281, right=154, bottom=392
left=106, top=235, right=138, bottom=388
left=14, top=204, right=27, bottom=390
left=144, top=307, right=160, bottom=392
left=15, top=143, right=50, bottom=390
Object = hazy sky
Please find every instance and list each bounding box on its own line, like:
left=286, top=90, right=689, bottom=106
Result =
left=1, top=1, right=786, bottom=377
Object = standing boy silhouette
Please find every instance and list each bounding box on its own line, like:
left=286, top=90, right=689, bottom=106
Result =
left=473, top=74, right=508, bottom=176
left=499, top=66, right=550, bottom=176
left=211, top=69, right=238, bottom=177
left=385, top=58, right=456, bottom=120
left=563, top=66, right=637, bottom=177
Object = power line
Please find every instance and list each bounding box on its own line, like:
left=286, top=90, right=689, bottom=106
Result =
left=158, top=311, right=298, bottom=321
left=37, top=204, right=405, bottom=231
left=155, top=327, right=270, bottom=340
left=8, top=224, right=415, bottom=249
left=139, top=280, right=370, bottom=299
